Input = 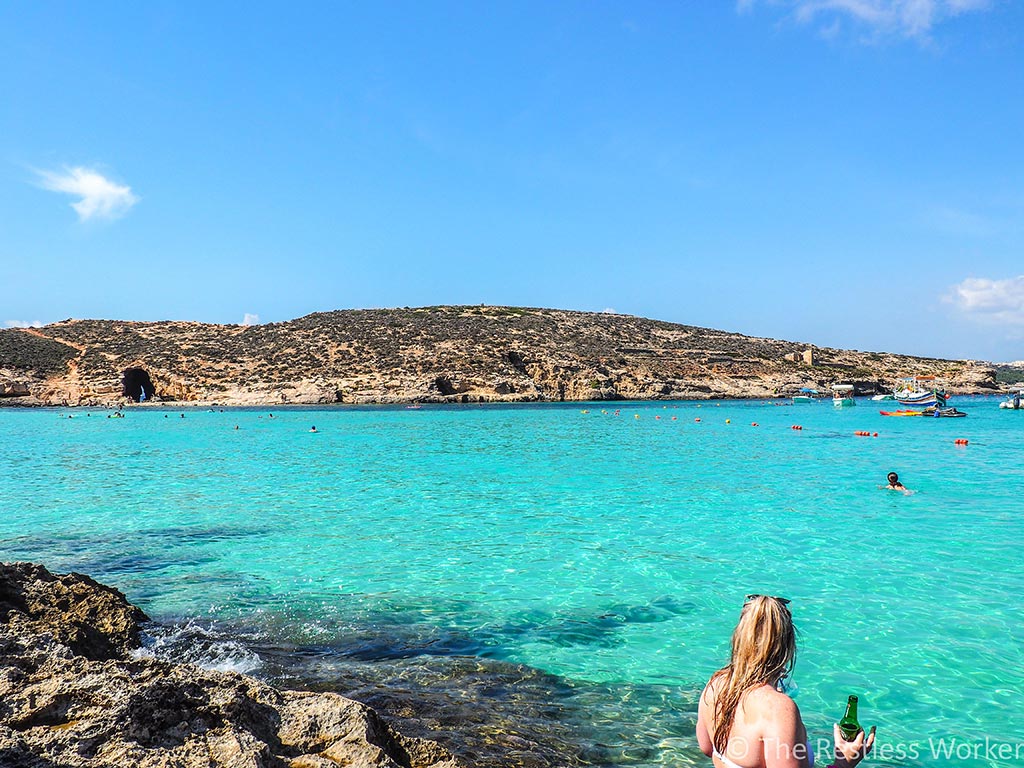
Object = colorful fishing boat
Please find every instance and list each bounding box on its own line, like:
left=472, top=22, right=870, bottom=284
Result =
left=894, top=376, right=946, bottom=407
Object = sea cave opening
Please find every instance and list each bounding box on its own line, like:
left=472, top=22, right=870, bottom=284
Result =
left=122, top=368, right=156, bottom=402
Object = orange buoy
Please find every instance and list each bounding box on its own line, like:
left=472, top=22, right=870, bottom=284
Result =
left=751, top=422, right=759, bottom=427
left=873, top=432, right=878, bottom=437
left=655, top=415, right=661, bottom=420
left=955, top=438, right=969, bottom=445
left=671, top=416, right=678, bottom=421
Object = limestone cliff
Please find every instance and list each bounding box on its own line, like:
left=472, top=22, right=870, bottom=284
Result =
left=0, top=306, right=997, bottom=406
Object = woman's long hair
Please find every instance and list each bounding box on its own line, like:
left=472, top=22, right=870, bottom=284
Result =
left=709, top=596, right=797, bottom=754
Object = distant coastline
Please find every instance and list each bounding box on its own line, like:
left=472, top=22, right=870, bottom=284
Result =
left=0, top=306, right=1002, bottom=408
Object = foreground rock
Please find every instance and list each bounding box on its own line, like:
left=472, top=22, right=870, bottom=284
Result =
left=0, top=562, right=460, bottom=768
left=0, top=306, right=998, bottom=406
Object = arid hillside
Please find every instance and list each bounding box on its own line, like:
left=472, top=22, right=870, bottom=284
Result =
left=0, top=306, right=997, bottom=406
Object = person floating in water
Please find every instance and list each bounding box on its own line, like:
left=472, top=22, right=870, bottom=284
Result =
left=309, top=425, right=318, bottom=433
left=697, top=595, right=876, bottom=768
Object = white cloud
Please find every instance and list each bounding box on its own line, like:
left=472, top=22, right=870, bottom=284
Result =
left=741, top=0, right=992, bottom=39
left=36, top=166, right=139, bottom=221
left=242, top=313, right=260, bottom=326
left=947, top=276, right=1024, bottom=324
left=4, top=320, right=44, bottom=329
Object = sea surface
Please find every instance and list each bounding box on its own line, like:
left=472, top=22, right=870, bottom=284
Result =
left=2, top=397, right=1022, bottom=767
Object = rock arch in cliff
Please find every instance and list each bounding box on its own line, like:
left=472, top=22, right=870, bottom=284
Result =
left=122, top=368, right=156, bottom=402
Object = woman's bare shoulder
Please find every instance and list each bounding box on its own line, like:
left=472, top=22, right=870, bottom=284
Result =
left=745, top=685, right=801, bottom=723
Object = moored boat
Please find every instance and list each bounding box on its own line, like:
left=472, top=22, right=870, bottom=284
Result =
left=832, top=384, right=855, bottom=407
left=881, top=407, right=967, bottom=418
left=894, top=376, right=947, bottom=407
left=792, top=387, right=819, bottom=404
left=999, top=391, right=1023, bottom=410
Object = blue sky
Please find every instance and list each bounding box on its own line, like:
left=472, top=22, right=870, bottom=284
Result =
left=1, top=1, right=1022, bottom=361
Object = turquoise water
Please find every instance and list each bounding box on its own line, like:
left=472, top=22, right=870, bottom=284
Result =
left=1, top=398, right=1022, bottom=766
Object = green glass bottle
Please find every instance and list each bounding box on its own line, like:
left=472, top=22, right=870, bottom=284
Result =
left=839, top=695, right=861, bottom=741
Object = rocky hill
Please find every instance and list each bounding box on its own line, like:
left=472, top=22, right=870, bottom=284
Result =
left=0, top=306, right=998, bottom=406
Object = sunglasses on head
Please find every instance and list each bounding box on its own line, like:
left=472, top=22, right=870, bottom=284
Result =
left=745, top=594, right=791, bottom=606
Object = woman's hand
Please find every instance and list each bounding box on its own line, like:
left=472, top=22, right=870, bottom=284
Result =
left=830, top=723, right=876, bottom=767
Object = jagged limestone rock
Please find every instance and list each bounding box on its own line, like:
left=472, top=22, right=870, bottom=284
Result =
left=0, top=563, right=461, bottom=768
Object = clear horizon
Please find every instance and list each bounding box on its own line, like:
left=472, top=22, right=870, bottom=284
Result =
left=2, top=2, right=1022, bottom=362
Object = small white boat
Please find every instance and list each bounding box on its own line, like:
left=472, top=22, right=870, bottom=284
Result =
left=792, top=388, right=818, bottom=404
left=1000, top=391, right=1023, bottom=410
left=832, top=384, right=855, bottom=407
left=871, top=393, right=894, bottom=401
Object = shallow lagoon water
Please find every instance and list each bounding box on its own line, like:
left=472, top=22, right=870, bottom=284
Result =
left=1, top=398, right=1022, bottom=767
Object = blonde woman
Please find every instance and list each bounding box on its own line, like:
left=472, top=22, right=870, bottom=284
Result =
left=697, top=595, right=876, bottom=768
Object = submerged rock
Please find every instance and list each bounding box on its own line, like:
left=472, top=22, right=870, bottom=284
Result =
left=0, top=562, right=460, bottom=768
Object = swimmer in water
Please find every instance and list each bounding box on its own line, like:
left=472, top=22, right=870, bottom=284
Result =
left=309, top=425, right=318, bottom=433
left=883, top=472, right=912, bottom=494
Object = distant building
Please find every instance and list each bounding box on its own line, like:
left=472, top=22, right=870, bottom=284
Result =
left=784, top=347, right=816, bottom=365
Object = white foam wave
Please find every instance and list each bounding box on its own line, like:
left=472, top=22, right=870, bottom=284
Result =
left=134, top=619, right=262, bottom=674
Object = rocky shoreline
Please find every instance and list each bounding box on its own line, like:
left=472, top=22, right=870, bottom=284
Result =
left=0, top=306, right=1003, bottom=407
left=0, top=562, right=462, bottom=768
